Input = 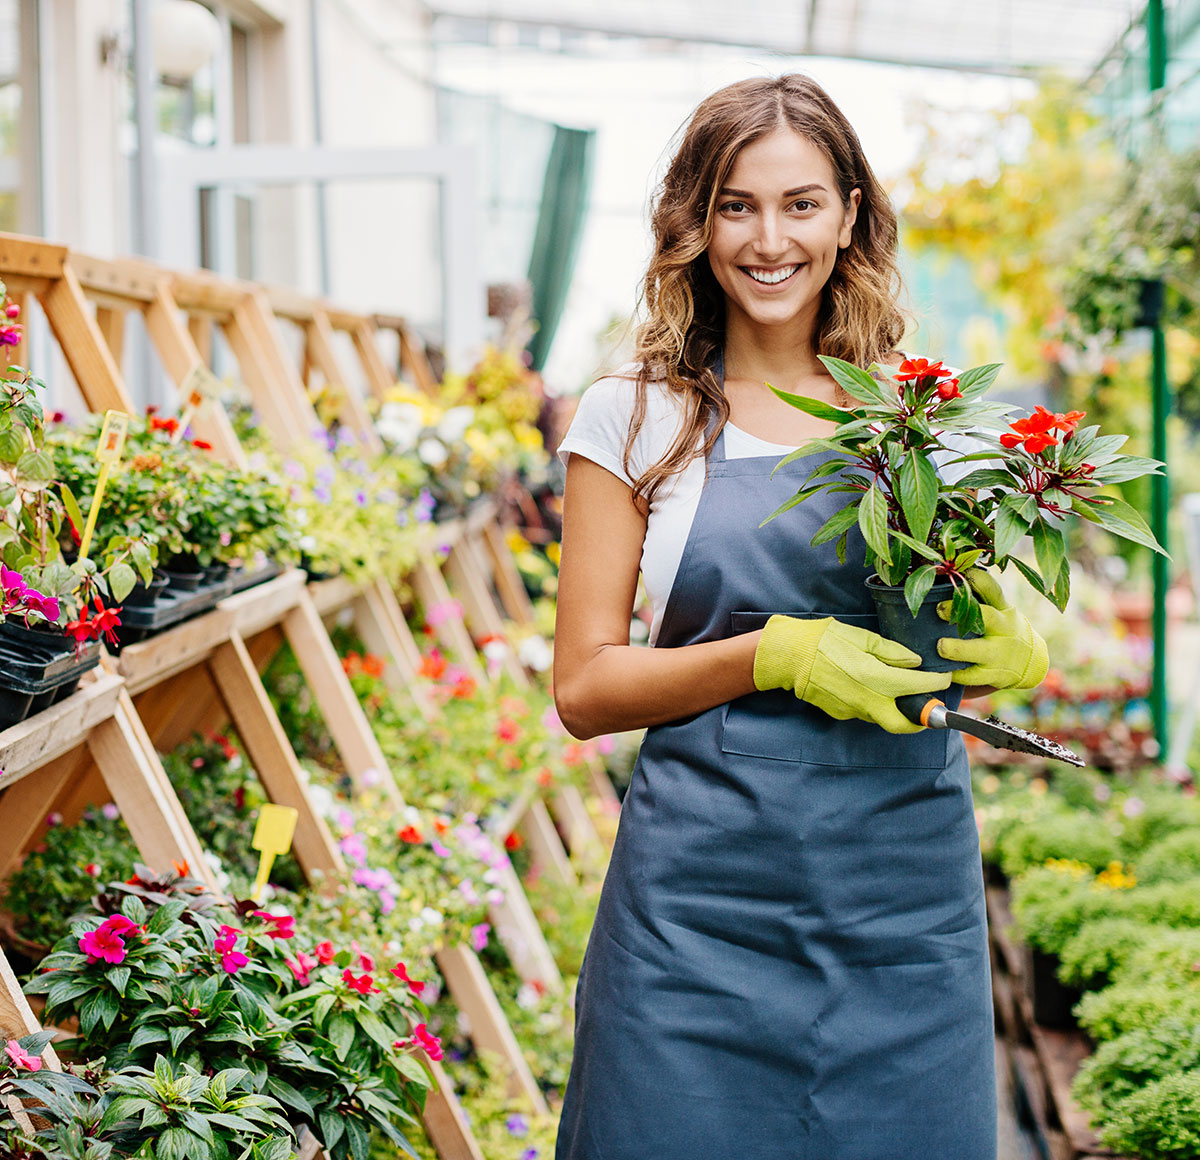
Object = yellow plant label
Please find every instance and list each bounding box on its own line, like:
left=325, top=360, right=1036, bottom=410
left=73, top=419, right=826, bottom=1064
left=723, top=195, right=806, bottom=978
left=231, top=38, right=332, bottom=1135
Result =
left=94, top=411, right=129, bottom=464
left=252, top=803, right=299, bottom=855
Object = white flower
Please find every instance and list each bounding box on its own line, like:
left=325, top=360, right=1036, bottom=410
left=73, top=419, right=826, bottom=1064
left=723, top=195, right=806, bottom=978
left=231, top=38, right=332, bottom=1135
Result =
left=291, top=507, right=309, bottom=527
left=437, top=405, right=475, bottom=443
left=299, top=534, right=318, bottom=552
left=378, top=402, right=424, bottom=452
left=482, top=638, right=509, bottom=661
left=517, top=635, right=553, bottom=672
left=307, top=783, right=337, bottom=819
left=418, top=438, right=448, bottom=467
left=404, top=805, right=422, bottom=825
left=420, top=906, right=444, bottom=928
left=516, top=983, right=540, bottom=1010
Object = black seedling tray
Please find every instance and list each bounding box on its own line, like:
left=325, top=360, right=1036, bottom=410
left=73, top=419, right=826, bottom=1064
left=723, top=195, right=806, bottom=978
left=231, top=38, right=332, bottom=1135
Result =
left=0, top=638, right=101, bottom=732
left=109, top=571, right=235, bottom=651
left=0, top=622, right=97, bottom=683
left=229, top=560, right=282, bottom=594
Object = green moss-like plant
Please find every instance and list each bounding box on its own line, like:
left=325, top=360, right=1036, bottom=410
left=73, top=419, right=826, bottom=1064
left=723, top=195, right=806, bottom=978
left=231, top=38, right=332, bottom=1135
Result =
left=1076, top=980, right=1200, bottom=1044
left=996, top=810, right=1123, bottom=878
left=1137, top=829, right=1200, bottom=885
left=1094, top=1070, right=1200, bottom=1160
left=1074, top=1021, right=1200, bottom=1114
left=1055, top=917, right=1161, bottom=989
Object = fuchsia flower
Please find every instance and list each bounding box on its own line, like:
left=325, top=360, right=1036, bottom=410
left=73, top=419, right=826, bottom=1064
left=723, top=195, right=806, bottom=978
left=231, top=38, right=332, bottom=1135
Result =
left=4, top=1040, right=42, bottom=1072
left=409, top=1023, right=443, bottom=1061
left=314, top=940, right=335, bottom=965
left=214, top=925, right=249, bottom=974
left=285, top=950, right=319, bottom=986
left=78, top=915, right=140, bottom=965
left=470, top=922, right=491, bottom=952
left=342, top=969, right=380, bottom=995
left=252, top=910, right=296, bottom=940
left=390, top=961, right=425, bottom=995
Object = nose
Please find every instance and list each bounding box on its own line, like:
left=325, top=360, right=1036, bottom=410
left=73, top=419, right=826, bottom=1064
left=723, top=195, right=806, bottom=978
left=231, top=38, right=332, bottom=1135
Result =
left=752, top=211, right=789, bottom=260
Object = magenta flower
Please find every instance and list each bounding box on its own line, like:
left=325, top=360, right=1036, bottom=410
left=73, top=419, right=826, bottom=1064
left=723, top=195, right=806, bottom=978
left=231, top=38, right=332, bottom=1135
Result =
left=214, top=926, right=249, bottom=974
left=389, top=961, right=425, bottom=995
left=79, top=925, right=128, bottom=965
left=409, top=1023, right=443, bottom=1061
left=285, top=950, right=319, bottom=986
left=4, top=1040, right=42, bottom=1072
left=470, top=922, right=491, bottom=952
left=252, top=910, right=296, bottom=940
left=342, top=968, right=380, bottom=995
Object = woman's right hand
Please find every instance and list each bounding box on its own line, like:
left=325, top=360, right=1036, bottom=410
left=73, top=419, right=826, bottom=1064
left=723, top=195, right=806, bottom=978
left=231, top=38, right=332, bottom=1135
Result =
left=753, top=615, right=952, bottom=735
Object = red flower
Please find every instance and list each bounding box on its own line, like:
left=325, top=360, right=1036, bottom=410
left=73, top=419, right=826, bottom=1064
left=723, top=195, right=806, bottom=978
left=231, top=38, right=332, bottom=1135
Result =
left=418, top=650, right=447, bottom=680
left=84, top=863, right=101, bottom=877
left=172, top=859, right=190, bottom=877
left=390, top=961, right=426, bottom=995
left=149, top=416, right=179, bottom=436
left=359, top=951, right=376, bottom=972
left=397, top=825, right=423, bottom=844
left=286, top=950, right=319, bottom=986
left=537, top=768, right=555, bottom=788
left=361, top=654, right=385, bottom=678
left=895, top=357, right=953, bottom=382
left=451, top=675, right=477, bottom=700
left=252, top=910, right=296, bottom=940
left=191, top=439, right=213, bottom=451
left=1000, top=406, right=1063, bottom=455
left=342, top=968, right=380, bottom=995
left=504, top=831, right=524, bottom=852
left=1054, top=409, right=1086, bottom=436
left=496, top=717, right=521, bottom=744
left=408, top=1022, right=444, bottom=1061
left=314, top=940, right=335, bottom=965
left=936, top=378, right=962, bottom=400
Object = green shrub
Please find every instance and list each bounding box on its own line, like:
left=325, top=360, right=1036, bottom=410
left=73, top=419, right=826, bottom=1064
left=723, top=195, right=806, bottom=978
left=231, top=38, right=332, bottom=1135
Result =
left=1074, top=1021, right=1200, bottom=1113
left=1114, top=927, right=1200, bottom=988
left=1056, top=917, right=1160, bottom=989
left=996, top=810, right=1122, bottom=878
left=1076, top=980, right=1200, bottom=1043
left=1095, top=1070, right=1200, bottom=1160
left=1114, top=791, right=1200, bottom=858
left=1138, top=830, right=1200, bottom=884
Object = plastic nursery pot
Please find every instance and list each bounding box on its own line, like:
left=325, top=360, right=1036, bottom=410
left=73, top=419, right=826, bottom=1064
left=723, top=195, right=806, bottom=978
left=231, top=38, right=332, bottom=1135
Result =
left=865, top=576, right=979, bottom=674
left=162, top=560, right=204, bottom=592
left=121, top=572, right=170, bottom=608
left=1021, top=944, right=1082, bottom=1029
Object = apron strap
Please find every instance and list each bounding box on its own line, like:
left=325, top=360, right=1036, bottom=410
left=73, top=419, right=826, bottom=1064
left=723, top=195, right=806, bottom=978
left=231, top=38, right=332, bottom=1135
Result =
left=705, top=349, right=727, bottom=462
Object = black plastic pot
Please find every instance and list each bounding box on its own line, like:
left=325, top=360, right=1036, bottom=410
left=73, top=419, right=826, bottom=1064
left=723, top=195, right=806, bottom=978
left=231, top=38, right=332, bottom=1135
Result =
left=1022, top=945, right=1082, bottom=1029
left=0, top=626, right=101, bottom=732
left=865, top=576, right=979, bottom=674
left=121, top=572, right=170, bottom=608
left=162, top=567, right=203, bottom=593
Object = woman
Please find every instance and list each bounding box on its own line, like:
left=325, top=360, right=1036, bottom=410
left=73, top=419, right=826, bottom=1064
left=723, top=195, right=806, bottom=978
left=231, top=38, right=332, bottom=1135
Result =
left=553, top=75, right=1045, bottom=1160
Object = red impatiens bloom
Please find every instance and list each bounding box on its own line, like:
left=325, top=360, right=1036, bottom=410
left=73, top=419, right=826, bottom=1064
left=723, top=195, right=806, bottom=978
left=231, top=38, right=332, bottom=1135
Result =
left=397, top=825, right=423, bottom=844
left=999, top=405, right=1085, bottom=455
left=286, top=950, right=319, bottom=986
left=418, top=650, right=447, bottom=680
left=936, top=378, right=962, bottom=401
left=390, top=961, right=426, bottom=995
left=314, top=940, right=336, bottom=965
left=342, top=968, right=381, bottom=995
left=4, top=1040, right=42, bottom=1072
left=409, top=1023, right=444, bottom=1061
left=191, top=439, right=213, bottom=451
left=504, top=831, right=524, bottom=852
left=252, top=910, right=296, bottom=940
left=894, top=357, right=954, bottom=383
left=496, top=717, right=521, bottom=743
left=149, top=416, right=180, bottom=436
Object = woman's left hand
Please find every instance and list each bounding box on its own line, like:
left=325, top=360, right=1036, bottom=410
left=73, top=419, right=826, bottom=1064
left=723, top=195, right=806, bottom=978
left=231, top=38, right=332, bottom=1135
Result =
left=935, top=567, right=1049, bottom=690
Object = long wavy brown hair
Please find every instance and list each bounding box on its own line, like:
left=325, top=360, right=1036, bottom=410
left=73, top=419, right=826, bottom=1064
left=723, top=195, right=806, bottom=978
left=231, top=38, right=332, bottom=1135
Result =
left=623, top=74, right=907, bottom=506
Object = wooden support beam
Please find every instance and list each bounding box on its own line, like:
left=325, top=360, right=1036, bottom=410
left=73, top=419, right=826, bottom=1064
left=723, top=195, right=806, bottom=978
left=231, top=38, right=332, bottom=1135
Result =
left=444, top=536, right=527, bottom=686
left=350, top=319, right=399, bottom=402
left=435, top=945, right=548, bottom=1111
left=352, top=579, right=434, bottom=718
left=94, top=307, right=125, bottom=371
left=38, top=263, right=133, bottom=413
left=9, top=290, right=32, bottom=370
left=420, top=1054, right=486, bottom=1160
left=223, top=295, right=309, bottom=449
left=487, top=859, right=562, bottom=993
left=0, top=746, right=87, bottom=881
left=0, top=232, right=67, bottom=279
left=518, top=796, right=576, bottom=888
left=207, top=632, right=343, bottom=878
left=303, top=310, right=381, bottom=452
left=188, top=314, right=212, bottom=365
left=87, top=693, right=215, bottom=887
left=132, top=664, right=227, bottom=754
left=0, top=947, right=58, bottom=1067
left=412, top=555, right=484, bottom=683
left=282, top=591, right=401, bottom=805
left=550, top=785, right=607, bottom=866
left=242, top=291, right=323, bottom=433
left=480, top=520, right=536, bottom=627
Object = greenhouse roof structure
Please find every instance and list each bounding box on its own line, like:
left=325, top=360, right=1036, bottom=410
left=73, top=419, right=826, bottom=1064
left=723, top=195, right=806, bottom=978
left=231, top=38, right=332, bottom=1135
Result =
left=424, top=0, right=1144, bottom=75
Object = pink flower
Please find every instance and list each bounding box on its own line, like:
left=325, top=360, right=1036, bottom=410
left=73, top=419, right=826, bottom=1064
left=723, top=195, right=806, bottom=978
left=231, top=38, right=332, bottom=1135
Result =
left=390, top=961, right=425, bottom=995
left=102, top=915, right=141, bottom=937
left=214, top=927, right=249, bottom=974
left=496, top=717, right=521, bottom=743
left=252, top=910, right=296, bottom=940
left=470, top=922, right=491, bottom=952
left=339, top=833, right=368, bottom=867
left=342, top=969, right=380, bottom=995
left=79, top=925, right=128, bottom=965
left=4, top=1040, right=42, bottom=1072
left=314, top=940, right=335, bottom=965
left=409, top=1023, right=443, bottom=1061
left=286, top=950, right=319, bottom=986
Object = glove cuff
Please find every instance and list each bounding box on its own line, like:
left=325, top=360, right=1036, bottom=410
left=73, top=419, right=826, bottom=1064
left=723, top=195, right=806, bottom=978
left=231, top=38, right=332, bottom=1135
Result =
left=753, top=616, right=831, bottom=694
left=1015, top=628, right=1050, bottom=690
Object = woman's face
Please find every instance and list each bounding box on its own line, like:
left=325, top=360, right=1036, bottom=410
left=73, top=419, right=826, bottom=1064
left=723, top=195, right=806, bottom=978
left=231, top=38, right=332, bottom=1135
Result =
left=706, top=125, right=860, bottom=337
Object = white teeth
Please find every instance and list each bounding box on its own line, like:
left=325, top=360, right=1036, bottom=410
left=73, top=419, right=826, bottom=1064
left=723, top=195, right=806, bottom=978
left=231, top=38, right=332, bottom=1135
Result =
left=745, top=265, right=798, bottom=285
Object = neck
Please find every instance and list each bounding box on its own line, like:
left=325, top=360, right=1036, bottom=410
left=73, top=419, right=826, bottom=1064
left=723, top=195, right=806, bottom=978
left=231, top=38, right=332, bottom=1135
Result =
left=722, top=312, right=824, bottom=387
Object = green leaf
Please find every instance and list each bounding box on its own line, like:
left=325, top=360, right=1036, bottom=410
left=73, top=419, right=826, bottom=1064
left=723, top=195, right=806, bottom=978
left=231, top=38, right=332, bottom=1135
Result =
left=897, top=450, right=939, bottom=542
left=344, top=1118, right=371, bottom=1160
left=904, top=564, right=939, bottom=617
left=356, top=1009, right=399, bottom=1053
left=993, top=498, right=1033, bottom=562
left=810, top=504, right=860, bottom=548
left=328, top=1013, right=356, bottom=1061
left=318, top=1109, right=346, bottom=1149
left=889, top=530, right=942, bottom=561
left=954, top=362, right=1003, bottom=400
left=15, top=448, right=54, bottom=489
left=818, top=355, right=890, bottom=404
left=767, top=385, right=857, bottom=424
left=108, top=561, right=136, bottom=603
left=60, top=483, right=84, bottom=533
left=106, top=965, right=131, bottom=998
left=1030, top=519, right=1066, bottom=590
left=857, top=483, right=891, bottom=565
left=0, top=426, right=25, bottom=464
left=264, top=1075, right=314, bottom=1119
left=955, top=468, right=1016, bottom=490
left=770, top=438, right=857, bottom=474
left=1078, top=495, right=1168, bottom=555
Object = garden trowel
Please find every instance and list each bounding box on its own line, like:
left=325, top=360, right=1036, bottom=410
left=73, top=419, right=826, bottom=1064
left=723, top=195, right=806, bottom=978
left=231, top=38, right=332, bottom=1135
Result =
left=895, top=693, right=1085, bottom=766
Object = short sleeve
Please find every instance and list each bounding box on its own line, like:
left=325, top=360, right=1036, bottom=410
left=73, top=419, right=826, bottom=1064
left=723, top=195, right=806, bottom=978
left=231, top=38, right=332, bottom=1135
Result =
left=557, top=375, right=639, bottom=486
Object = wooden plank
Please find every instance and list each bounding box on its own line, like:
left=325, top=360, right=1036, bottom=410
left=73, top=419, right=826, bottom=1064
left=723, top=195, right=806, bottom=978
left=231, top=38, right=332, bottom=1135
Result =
left=550, top=785, right=606, bottom=865
left=86, top=693, right=215, bottom=887
left=188, top=314, right=212, bottom=365
left=0, top=672, right=126, bottom=784
left=242, top=291, right=323, bottom=433
left=307, top=574, right=360, bottom=617
left=0, top=947, right=59, bottom=1071
left=304, top=310, right=382, bottom=452
left=448, top=535, right=528, bottom=686
left=420, top=1053, right=486, bottom=1160
left=9, top=289, right=31, bottom=369
left=0, top=232, right=67, bottom=279
left=487, top=859, right=562, bottom=993
left=0, top=746, right=86, bottom=881
left=169, top=269, right=246, bottom=317
left=116, top=605, right=238, bottom=695
left=353, top=579, right=435, bottom=718
left=518, top=796, right=576, bottom=888
left=94, top=307, right=125, bottom=370
left=587, top=757, right=621, bottom=812
left=480, top=520, right=536, bottom=626
left=38, top=262, right=134, bottom=413
left=142, top=282, right=246, bottom=467
left=70, top=253, right=160, bottom=304
left=435, top=945, right=548, bottom=1111
left=219, top=568, right=306, bottom=637
left=281, top=591, right=402, bottom=804
left=412, top=554, right=484, bottom=683
left=350, top=319, right=398, bottom=402
left=132, top=664, right=226, bottom=753
left=1030, top=1023, right=1108, bottom=1157
left=207, top=632, right=344, bottom=878
left=223, top=295, right=309, bottom=449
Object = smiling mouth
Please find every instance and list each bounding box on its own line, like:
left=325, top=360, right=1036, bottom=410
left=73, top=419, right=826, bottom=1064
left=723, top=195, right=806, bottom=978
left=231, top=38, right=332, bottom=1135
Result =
left=742, top=264, right=800, bottom=286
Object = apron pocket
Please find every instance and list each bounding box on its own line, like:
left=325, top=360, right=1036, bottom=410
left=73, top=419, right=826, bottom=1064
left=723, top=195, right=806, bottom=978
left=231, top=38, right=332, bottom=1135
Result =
left=723, top=611, right=948, bottom=770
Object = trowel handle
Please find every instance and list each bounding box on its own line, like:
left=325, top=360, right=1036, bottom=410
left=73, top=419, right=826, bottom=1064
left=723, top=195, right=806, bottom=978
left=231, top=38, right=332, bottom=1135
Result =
left=896, top=694, right=948, bottom=728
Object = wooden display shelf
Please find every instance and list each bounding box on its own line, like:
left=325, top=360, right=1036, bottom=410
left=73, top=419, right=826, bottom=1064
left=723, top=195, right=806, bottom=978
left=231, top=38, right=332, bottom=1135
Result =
left=987, top=887, right=1127, bottom=1160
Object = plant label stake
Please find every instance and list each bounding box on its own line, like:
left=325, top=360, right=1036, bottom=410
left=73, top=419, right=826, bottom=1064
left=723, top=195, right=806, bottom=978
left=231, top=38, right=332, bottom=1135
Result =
left=172, top=364, right=224, bottom=444
left=251, top=803, right=299, bottom=902
left=78, top=410, right=129, bottom=559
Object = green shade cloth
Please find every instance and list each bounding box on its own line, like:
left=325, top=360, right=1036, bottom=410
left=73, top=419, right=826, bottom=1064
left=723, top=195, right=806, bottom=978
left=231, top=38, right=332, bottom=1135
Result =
left=526, top=125, right=596, bottom=371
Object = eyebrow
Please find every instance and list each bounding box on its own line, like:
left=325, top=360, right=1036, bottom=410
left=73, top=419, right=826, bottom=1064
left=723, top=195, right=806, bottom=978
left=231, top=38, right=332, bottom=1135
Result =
left=718, top=184, right=829, bottom=197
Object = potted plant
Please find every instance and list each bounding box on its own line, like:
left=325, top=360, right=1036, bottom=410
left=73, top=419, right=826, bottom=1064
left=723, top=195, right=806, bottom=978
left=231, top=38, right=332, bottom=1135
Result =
left=766, top=356, right=1166, bottom=663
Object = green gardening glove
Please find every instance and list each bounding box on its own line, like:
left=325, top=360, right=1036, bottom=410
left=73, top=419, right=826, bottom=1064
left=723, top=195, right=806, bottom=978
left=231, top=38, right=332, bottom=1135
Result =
left=936, top=567, right=1049, bottom=690
left=753, top=615, right=952, bottom=735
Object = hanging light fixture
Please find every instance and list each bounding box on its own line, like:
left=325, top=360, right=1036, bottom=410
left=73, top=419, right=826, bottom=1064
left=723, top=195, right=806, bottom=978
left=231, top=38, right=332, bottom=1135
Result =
left=151, top=0, right=221, bottom=81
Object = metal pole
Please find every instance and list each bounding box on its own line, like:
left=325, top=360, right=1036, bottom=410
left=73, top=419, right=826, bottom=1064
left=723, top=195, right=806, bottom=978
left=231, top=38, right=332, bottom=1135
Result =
left=130, top=0, right=159, bottom=256
left=1147, top=0, right=1170, bottom=756
left=309, top=0, right=331, bottom=296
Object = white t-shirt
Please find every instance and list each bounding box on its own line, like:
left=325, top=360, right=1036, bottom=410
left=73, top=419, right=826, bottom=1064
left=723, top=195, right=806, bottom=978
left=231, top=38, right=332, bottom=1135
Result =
left=558, top=363, right=984, bottom=645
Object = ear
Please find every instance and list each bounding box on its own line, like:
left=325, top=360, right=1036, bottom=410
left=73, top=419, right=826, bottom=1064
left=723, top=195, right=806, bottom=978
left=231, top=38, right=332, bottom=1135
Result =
left=839, top=189, right=861, bottom=249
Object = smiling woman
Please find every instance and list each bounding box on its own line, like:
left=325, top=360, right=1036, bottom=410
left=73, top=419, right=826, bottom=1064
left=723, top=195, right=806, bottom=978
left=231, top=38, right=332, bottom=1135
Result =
left=552, top=74, right=1007, bottom=1160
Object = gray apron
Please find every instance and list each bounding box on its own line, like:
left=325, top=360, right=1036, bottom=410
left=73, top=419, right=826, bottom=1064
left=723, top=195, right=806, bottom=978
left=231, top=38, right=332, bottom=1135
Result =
left=556, top=384, right=996, bottom=1160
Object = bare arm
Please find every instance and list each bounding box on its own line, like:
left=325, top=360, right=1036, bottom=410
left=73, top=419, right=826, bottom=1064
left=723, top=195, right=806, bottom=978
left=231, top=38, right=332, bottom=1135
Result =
left=553, top=454, right=762, bottom=739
